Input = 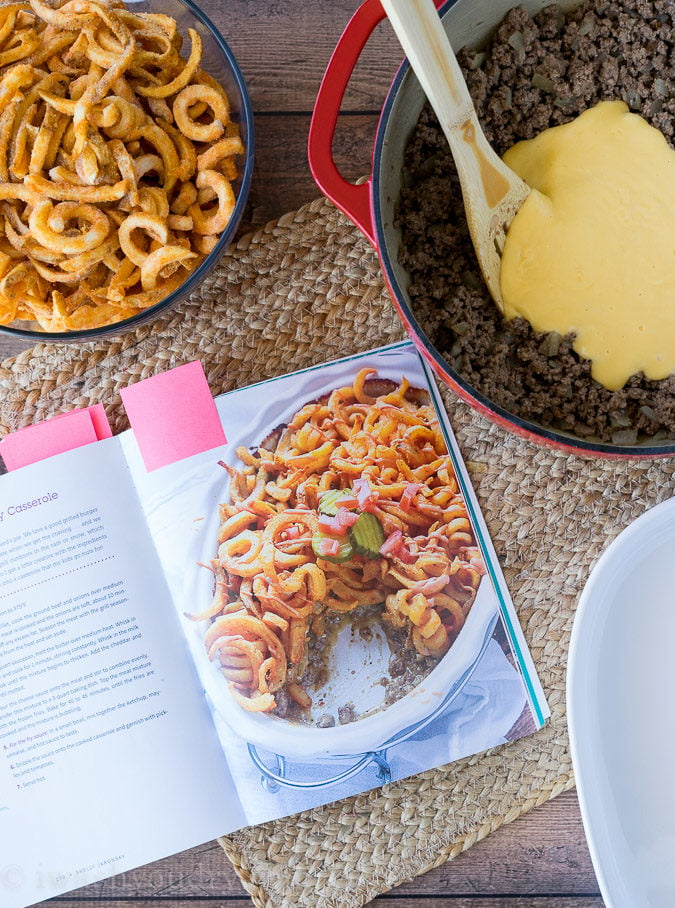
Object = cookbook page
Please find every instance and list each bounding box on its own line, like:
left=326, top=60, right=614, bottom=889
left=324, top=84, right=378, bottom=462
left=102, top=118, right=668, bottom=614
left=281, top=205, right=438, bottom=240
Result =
left=124, top=342, right=548, bottom=826
left=0, top=439, right=244, bottom=908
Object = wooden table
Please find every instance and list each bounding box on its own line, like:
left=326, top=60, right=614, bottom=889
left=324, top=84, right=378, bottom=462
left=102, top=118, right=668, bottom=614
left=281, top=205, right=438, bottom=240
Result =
left=7, top=2, right=603, bottom=905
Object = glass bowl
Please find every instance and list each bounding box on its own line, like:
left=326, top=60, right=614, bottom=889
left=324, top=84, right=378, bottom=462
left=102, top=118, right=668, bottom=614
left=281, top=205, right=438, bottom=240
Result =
left=0, top=0, right=255, bottom=343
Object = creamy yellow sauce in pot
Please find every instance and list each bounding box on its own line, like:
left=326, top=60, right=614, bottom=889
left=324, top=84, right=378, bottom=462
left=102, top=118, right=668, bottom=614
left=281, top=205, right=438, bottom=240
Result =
left=499, top=100, right=675, bottom=391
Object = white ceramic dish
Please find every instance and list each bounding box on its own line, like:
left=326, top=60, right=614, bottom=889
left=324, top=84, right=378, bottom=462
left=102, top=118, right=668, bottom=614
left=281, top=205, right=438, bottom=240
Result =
left=184, top=362, right=499, bottom=761
left=567, top=496, right=675, bottom=908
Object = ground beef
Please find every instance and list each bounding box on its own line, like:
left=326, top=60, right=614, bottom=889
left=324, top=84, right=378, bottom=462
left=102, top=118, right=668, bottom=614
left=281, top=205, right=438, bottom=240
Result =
left=270, top=606, right=442, bottom=726
left=338, top=702, right=358, bottom=724
left=396, top=0, right=675, bottom=444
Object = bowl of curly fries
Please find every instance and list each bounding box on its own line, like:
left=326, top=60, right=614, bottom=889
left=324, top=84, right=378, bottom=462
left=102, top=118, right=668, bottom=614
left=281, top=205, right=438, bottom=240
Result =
left=0, top=0, right=254, bottom=339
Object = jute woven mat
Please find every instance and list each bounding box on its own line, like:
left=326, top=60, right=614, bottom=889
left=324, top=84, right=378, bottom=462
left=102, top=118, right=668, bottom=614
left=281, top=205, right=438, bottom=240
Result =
left=1, top=196, right=673, bottom=907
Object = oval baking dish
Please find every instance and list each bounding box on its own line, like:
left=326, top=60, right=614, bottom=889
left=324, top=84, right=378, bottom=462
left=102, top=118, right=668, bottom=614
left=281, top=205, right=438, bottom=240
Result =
left=181, top=359, right=500, bottom=761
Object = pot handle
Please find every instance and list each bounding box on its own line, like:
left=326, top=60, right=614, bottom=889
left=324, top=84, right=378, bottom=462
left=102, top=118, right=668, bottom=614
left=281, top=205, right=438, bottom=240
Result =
left=308, top=0, right=447, bottom=246
left=308, top=0, right=386, bottom=246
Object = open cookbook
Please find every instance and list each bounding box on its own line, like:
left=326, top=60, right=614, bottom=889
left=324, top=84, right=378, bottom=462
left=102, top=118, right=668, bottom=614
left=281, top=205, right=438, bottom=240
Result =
left=0, top=341, right=548, bottom=908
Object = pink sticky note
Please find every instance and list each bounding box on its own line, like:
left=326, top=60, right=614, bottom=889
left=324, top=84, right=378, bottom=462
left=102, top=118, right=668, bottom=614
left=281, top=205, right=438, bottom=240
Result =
left=120, top=361, right=226, bottom=471
left=0, top=408, right=103, bottom=471
left=45, top=404, right=112, bottom=439
left=88, top=403, right=113, bottom=440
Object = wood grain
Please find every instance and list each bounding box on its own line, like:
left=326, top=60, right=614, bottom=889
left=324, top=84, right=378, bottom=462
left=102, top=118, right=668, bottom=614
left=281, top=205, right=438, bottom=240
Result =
left=40, top=792, right=600, bottom=906
left=5, top=2, right=601, bottom=906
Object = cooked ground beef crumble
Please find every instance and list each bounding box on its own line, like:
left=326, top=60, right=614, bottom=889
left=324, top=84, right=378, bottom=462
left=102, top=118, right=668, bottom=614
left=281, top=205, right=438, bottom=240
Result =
left=272, top=606, right=438, bottom=726
left=396, top=0, right=675, bottom=444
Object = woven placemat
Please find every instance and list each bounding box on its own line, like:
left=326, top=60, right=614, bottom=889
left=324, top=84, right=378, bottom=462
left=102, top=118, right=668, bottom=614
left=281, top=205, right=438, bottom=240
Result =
left=1, top=196, right=673, bottom=907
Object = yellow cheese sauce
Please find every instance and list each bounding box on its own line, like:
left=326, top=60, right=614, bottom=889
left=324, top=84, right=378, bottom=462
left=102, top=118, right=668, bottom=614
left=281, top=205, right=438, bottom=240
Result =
left=499, top=100, right=675, bottom=391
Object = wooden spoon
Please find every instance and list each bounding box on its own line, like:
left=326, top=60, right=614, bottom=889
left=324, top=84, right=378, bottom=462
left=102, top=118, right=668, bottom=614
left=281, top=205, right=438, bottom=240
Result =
left=380, top=0, right=529, bottom=312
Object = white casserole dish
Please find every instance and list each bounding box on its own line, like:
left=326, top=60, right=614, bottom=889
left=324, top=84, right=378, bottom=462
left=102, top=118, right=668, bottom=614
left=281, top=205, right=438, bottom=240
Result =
left=182, top=359, right=500, bottom=761
left=568, top=497, right=675, bottom=908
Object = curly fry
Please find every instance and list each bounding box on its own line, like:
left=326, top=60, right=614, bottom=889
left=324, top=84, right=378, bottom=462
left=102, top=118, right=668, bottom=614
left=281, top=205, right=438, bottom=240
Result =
left=197, top=135, right=245, bottom=172
left=24, top=173, right=127, bottom=203
left=173, top=82, right=229, bottom=143
left=136, top=27, right=202, bottom=98
left=117, top=211, right=167, bottom=266
left=189, top=169, right=236, bottom=236
left=29, top=200, right=110, bottom=254
left=139, top=244, right=196, bottom=291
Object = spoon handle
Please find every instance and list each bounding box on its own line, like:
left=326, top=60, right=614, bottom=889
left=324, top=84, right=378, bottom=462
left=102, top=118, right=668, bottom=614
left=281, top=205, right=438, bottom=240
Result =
left=380, top=0, right=514, bottom=195
left=380, top=0, right=530, bottom=310
left=380, top=0, right=475, bottom=128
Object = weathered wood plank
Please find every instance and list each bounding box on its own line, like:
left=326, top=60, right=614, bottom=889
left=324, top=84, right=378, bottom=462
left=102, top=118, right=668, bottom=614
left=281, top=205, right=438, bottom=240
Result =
left=375, top=901, right=602, bottom=907
left=374, top=901, right=602, bottom=907
left=243, top=112, right=378, bottom=230
left=39, top=792, right=598, bottom=906
left=198, top=0, right=400, bottom=113
left=46, top=901, right=603, bottom=907
left=388, top=791, right=597, bottom=898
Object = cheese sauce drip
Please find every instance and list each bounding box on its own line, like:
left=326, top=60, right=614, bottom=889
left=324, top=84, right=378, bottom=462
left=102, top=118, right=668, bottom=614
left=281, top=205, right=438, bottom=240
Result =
left=499, top=100, right=675, bottom=391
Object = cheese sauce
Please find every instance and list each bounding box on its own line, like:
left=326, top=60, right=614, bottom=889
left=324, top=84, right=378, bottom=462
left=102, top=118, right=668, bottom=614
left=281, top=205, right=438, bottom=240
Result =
left=499, top=100, right=675, bottom=391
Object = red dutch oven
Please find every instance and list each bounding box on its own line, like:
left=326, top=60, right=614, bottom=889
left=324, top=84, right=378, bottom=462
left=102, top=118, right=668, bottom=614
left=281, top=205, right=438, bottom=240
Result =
left=308, top=0, right=675, bottom=459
